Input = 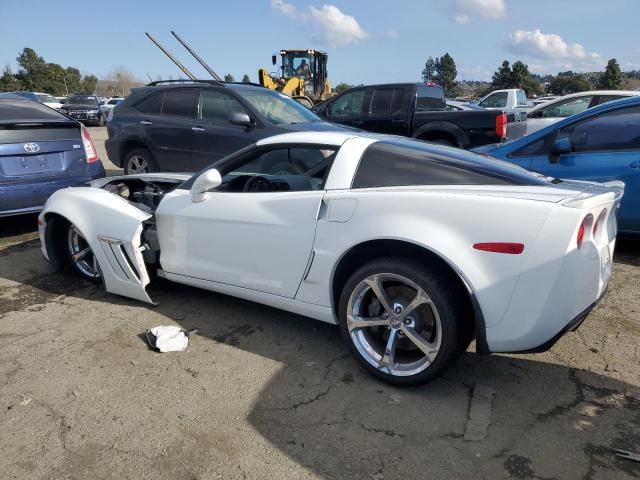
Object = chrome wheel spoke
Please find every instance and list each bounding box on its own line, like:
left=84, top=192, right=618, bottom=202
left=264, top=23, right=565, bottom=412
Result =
left=364, top=275, right=393, bottom=316
left=347, top=314, right=388, bottom=332
left=396, top=290, right=431, bottom=321
left=400, top=325, right=438, bottom=362
left=378, top=329, right=398, bottom=371
left=72, top=246, right=91, bottom=262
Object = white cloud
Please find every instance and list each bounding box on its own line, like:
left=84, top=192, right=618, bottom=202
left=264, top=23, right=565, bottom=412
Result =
left=271, top=0, right=296, bottom=17
left=270, top=2, right=368, bottom=48
left=452, top=0, right=506, bottom=24
left=508, top=29, right=599, bottom=61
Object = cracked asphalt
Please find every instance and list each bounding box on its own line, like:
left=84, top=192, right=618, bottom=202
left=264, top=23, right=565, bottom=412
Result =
left=1, top=128, right=639, bottom=479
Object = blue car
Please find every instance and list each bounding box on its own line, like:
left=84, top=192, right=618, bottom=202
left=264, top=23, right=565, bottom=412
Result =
left=0, top=94, right=105, bottom=217
left=475, top=96, right=640, bottom=236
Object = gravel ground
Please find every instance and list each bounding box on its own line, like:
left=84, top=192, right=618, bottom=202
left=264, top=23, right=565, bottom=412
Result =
left=0, top=132, right=639, bottom=479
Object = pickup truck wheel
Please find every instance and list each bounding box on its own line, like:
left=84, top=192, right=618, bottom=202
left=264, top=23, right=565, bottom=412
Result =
left=338, top=258, right=466, bottom=386
left=429, top=138, right=455, bottom=147
left=124, top=148, right=158, bottom=175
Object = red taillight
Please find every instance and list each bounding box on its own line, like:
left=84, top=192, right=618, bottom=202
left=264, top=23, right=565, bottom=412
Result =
left=593, top=209, right=607, bottom=237
left=473, top=242, right=524, bottom=254
left=495, top=112, right=507, bottom=139
left=577, top=214, right=593, bottom=249
left=81, top=125, right=99, bottom=163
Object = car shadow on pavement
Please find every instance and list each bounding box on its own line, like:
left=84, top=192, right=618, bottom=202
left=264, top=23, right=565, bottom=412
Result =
left=615, top=238, right=640, bottom=267
left=1, top=237, right=640, bottom=479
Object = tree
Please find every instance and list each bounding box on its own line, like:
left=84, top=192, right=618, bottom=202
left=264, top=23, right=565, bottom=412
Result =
left=224, top=74, right=235, bottom=82
left=242, top=74, right=251, bottom=83
left=15, top=47, right=47, bottom=92
left=549, top=74, right=592, bottom=95
left=334, top=82, right=352, bottom=93
left=421, top=57, right=436, bottom=83
left=107, top=66, right=137, bottom=96
left=492, top=60, right=512, bottom=89
left=0, top=65, right=22, bottom=92
left=491, top=59, right=543, bottom=96
left=599, top=58, right=624, bottom=90
left=433, top=53, right=458, bottom=95
left=80, top=75, right=98, bottom=94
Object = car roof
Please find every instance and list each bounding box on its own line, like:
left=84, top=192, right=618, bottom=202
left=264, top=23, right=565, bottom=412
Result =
left=0, top=93, right=29, bottom=100
left=528, top=90, right=640, bottom=113
left=256, top=131, right=360, bottom=146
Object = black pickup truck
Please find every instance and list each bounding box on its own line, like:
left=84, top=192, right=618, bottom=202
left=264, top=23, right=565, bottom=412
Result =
left=313, top=83, right=524, bottom=148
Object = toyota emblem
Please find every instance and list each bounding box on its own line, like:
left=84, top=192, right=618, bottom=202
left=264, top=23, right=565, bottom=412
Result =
left=24, top=143, right=40, bottom=153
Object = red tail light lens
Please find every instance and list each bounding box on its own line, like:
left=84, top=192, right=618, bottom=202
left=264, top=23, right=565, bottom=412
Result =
left=473, top=242, right=524, bottom=254
left=593, top=209, right=607, bottom=237
left=495, top=112, right=507, bottom=139
left=81, top=125, right=99, bottom=163
left=577, top=214, right=593, bottom=249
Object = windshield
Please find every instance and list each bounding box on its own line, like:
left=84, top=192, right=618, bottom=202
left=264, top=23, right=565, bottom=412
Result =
left=66, top=95, right=98, bottom=106
left=36, top=94, right=58, bottom=104
left=282, top=52, right=312, bottom=78
left=234, top=88, right=321, bottom=125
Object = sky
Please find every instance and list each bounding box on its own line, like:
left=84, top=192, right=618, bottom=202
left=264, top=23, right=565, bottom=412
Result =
left=1, top=0, right=638, bottom=85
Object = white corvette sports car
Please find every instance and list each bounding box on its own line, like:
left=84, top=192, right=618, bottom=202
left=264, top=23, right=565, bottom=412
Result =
left=39, top=132, right=622, bottom=385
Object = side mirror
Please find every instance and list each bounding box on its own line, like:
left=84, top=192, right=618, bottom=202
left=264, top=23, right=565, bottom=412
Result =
left=190, top=169, right=222, bottom=203
left=549, top=137, right=571, bottom=163
left=228, top=111, right=254, bottom=127
left=272, top=55, right=277, bottom=66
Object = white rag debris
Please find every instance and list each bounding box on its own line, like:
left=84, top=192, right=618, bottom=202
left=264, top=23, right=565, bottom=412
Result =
left=149, top=326, right=189, bottom=352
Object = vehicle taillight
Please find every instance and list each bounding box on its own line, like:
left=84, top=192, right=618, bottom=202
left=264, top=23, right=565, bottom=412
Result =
left=577, top=214, right=593, bottom=249
left=473, top=242, right=524, bottom=254
left=593, top=209, right=607, bottom=237
left=81, top=125, right=99, bottom=163
left=495, top=112, right=507, bottom=139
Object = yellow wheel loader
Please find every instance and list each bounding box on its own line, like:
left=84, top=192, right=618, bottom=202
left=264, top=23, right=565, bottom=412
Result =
left=259, top=49, right=332, bottom=107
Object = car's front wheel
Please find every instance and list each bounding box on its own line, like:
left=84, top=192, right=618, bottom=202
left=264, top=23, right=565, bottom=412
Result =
left=124, top=148, right=157, bottom=175
left=66, top=223, right=102, bottom=283
left=338, top=258, right=467, bottom=386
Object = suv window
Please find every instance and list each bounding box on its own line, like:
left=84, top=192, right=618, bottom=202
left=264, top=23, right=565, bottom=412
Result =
left=516, top=90, right=528, bottom=107
left=557, top=105, right=640, bottom=153
left=352, top=141, right=517, bottom=188
left=479, top=92, right=508, bottom=108
left=328, top=90, right=365, bottom=117
left=369, top=88, right=405, bottom=115
left=219, top=147, right=337, bottom=192
left=540, top=96, right=594, bottom=118
left=162, top=88, right=196, bottom=118
left=135, top=92, right=163, bottom=115
left=199, top=90, right=249, bottom=125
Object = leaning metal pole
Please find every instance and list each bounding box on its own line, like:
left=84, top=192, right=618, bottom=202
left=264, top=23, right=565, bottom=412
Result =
left=170, top=31, right=222, bottom=81
left=145, top=32, right=197, bottom=80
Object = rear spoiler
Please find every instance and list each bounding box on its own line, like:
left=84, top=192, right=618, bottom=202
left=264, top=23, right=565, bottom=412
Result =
left=0, top=119, right=79, bottom=129
left=561, top=180, right=625, bottom=208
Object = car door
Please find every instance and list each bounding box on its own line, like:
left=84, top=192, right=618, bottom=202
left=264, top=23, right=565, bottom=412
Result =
left=529, top=105, right=640, bottom=232
left=190, top=89, right=260, bottom=170
left=362, top=87, right=409, bottom=135
left=322, top=88, right=368, bottom=128
left=156, top=145, right=337, bottom=298
left=144, top=88, right=197, bottom=171
left=527, top=95, right=595, bottom=135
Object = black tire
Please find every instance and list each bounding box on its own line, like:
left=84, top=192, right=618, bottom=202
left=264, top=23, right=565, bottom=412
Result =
left=338, top=257, right=467, bottom=386
left=429, top=138, right=456, bottom=147
left=97, top=114, right=105, bottom=126
left=64, top=222, right=102, bottom=283
left=123, top=147, right=158, bottom=175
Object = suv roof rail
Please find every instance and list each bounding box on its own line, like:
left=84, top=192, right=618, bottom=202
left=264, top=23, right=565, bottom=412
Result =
left=145, top=79, right=223, bottom=86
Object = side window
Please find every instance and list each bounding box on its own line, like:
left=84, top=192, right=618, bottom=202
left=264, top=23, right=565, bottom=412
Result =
left=557, top=106, right=640, bottom=153
left=352, top=142, right=514, bottom=188
left=479, top=92, right=508, bottom=108
left=134, top=92, right=163, bottom=115
left=199, top=90, right=249, bottom=125
left=328, top=90, right=365, bottom=117
left=510, top=137, right=548, bottom=157
left=370, top=89, right=394, bottom=114
left=541, top=96, right=593, bottom=118
left=516, top=90, right=528, bottom=106
left=594, top=95, right=627, bottom=106
left=219, top=147, right=338, bottom=192
left=416, top=85, right=445, bottom=110
left=162, top=89, right=196, bottom=118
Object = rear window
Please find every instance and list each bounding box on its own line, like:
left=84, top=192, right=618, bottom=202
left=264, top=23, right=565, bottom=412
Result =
left=134, top=92, right=163, bottom=115
left=162, top=89, right=197, bottom=118
left=416, top=85, right=445, bottom=111
left=0, top=98, right=67, bottom=122
left=352, top=140, right=551, bottom=188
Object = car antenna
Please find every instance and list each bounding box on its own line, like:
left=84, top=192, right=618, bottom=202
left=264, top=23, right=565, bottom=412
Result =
left=145, top=32, right=197, bottom=80
left=171, top=31, right=223, bottom=81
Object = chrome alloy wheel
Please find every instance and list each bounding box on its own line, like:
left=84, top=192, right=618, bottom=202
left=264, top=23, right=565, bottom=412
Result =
left=127, top=154, right=149, bottom=173
left=347, top=273, right=442, bottom=377
left=67, top=226, right=101, bottom=280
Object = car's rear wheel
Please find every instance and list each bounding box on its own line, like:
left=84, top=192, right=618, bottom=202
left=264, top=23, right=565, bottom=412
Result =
left=338, top=258, right=466, bottom=386
left=66, top=223, right=101, bottom=283
left=124, top=148, right=157, bottom=175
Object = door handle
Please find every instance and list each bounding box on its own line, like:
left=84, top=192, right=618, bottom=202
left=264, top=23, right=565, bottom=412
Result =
left=140, top=120, right=152, bottom=125
left=630, top=160, right=640, bottom=169
left=191, top=126, right=206, bottom=133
